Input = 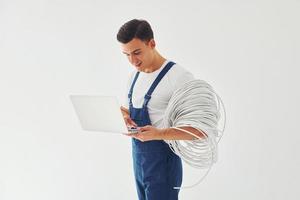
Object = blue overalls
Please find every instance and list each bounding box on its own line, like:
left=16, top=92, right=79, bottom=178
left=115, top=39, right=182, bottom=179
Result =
left=128, top=61, right=183, bottom=200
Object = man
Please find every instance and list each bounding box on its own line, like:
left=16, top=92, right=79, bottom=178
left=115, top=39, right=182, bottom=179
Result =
left=117, top=19, right=205, bottom=200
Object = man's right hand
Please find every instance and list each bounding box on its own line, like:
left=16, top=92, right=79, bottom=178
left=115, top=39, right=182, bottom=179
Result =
left=123, top=115, right=138, bottom=128
left=120, top=106, right=137, bottom=128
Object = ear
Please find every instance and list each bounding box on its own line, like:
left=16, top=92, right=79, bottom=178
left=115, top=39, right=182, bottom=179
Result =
left=148, top=39, right=156, bottom=49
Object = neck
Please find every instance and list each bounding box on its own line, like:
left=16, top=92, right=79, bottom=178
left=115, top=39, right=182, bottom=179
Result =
left=144, top=51, right=166, bottom=73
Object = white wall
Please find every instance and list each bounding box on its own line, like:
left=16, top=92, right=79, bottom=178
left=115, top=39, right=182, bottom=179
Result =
left=0, top=0, right=299, bottom=199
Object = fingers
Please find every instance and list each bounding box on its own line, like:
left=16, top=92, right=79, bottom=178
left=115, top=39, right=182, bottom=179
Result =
left=124, top=125, right=154, bottom=142
left=124, top=116, right=137, bottom=127
left=125, top=133, right=143, bottom=141
left=132, top=134, right=145, bottom=142
left=128, top=118, right=137, bottom=127
left=139, top=125, right=151, bottom=132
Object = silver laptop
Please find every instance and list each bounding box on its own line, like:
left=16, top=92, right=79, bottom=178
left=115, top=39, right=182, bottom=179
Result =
left=70, top=95, right=137, bottom=134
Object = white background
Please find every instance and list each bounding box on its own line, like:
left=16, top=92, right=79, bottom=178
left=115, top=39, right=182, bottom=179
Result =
left=0, top=0, right=299, bottom=199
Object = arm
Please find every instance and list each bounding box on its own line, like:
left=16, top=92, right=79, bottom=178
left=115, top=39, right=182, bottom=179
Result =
left=121, top=107, right=205, bottom=141
left=161, top=126, right=206, bottom=140
left=127, top=125, right=206, bottom=141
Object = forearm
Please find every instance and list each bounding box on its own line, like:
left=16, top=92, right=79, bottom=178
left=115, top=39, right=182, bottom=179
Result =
left=160, top=126, right=206, bottom=140
left=121, top=106, right=206, bottom=140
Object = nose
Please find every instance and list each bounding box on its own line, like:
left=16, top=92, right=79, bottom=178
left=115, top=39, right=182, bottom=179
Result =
left=129, top=54, right=138, bottom=65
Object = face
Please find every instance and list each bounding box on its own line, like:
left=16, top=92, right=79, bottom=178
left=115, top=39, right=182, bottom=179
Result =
left=121, top=38, right=155, bottom=72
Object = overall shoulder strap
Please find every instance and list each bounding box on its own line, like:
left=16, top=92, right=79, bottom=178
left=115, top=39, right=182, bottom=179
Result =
left=128, top=72, right=140, bottom=105
left=144, top=61, right=175, bottom=106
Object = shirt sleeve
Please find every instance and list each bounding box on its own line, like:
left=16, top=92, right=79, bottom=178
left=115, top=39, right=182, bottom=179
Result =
left=170, top=65, right=195, bottom=92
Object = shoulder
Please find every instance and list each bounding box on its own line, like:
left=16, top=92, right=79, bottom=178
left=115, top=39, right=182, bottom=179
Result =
left=168, top=62, right=194, bottom=77
left=167, top=62, right=195, bottom=90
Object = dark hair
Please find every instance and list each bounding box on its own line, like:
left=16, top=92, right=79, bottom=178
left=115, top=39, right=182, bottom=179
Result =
left=117, top=19, right=154, bottom=44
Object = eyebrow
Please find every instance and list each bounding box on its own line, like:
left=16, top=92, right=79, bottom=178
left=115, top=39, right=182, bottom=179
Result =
left=122, top=48, right=141, bottom=55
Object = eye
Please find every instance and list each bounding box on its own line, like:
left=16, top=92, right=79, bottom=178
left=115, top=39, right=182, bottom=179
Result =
left=133, top=51, right=141, bottom=55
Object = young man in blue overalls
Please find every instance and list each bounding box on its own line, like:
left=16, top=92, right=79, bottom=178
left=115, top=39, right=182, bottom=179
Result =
left=117, top=19, right=205, bottom=200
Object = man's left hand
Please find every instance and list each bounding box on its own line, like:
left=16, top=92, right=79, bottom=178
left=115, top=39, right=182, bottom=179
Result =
left=126, top=125, right=165, bottom=142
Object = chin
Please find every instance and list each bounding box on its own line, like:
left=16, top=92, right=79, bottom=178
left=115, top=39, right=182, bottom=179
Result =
left=135, top=65, right=143, bottom=71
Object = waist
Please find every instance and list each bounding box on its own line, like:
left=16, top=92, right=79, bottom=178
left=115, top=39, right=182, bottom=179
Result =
left=132, top=139, right=171, bottom=153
